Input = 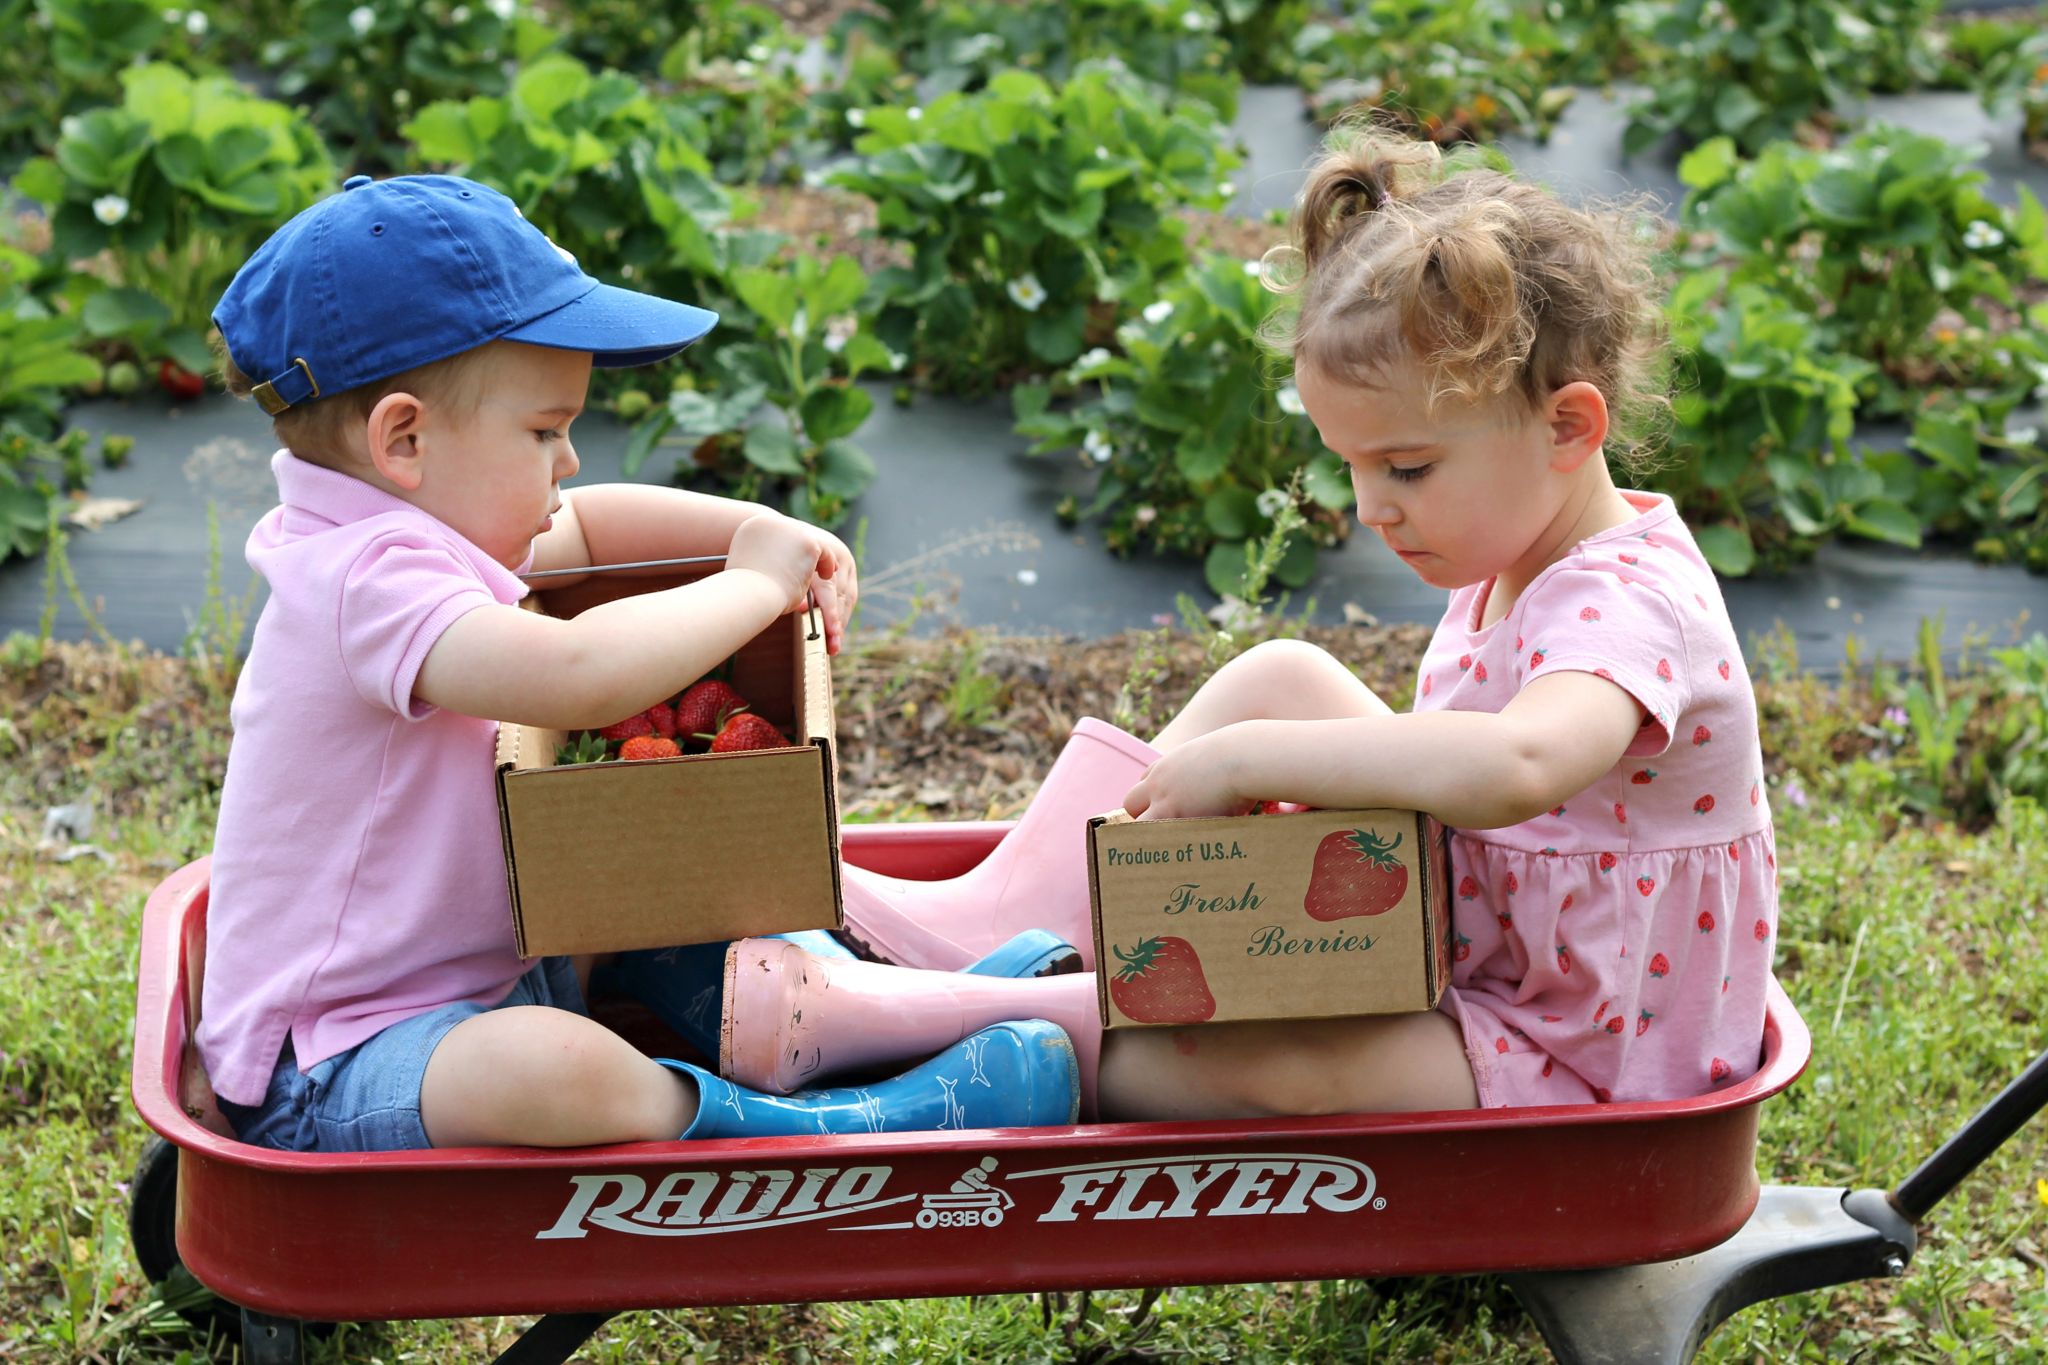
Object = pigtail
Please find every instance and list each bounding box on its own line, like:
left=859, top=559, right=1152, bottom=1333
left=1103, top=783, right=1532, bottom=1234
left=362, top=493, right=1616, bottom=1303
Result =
left=1281, top=123, right=1442, bottom=283
left=1399, top=202, right=1532, bottom=407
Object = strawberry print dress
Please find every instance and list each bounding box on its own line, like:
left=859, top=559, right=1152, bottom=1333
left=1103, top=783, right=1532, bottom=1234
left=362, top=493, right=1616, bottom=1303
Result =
left=1413, top=491, right=1777, bottom=1107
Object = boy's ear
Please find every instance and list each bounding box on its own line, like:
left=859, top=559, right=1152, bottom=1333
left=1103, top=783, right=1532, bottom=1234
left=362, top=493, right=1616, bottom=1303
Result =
left=1544, top=381, right=1610, bottom=473
left=364, top=391, right=426, bottom=490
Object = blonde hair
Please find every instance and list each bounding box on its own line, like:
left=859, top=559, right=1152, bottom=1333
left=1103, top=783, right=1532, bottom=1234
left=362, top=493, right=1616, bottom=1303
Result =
left=1261, top=121, right=1670, bottom=473
left=215, top=336, right=506, bottom=469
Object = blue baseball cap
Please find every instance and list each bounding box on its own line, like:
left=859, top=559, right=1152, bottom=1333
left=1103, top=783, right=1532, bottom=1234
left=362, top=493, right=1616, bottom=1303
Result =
left=213, top=174, right=718, bottom=415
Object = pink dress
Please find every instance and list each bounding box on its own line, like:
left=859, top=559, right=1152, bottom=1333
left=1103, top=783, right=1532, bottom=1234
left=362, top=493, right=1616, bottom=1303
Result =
left=1415, top=491, right=1777, bottom=1107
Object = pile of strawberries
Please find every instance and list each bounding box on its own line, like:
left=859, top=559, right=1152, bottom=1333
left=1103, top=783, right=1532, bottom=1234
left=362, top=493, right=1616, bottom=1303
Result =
left=569, top=678, right=792, bottom=764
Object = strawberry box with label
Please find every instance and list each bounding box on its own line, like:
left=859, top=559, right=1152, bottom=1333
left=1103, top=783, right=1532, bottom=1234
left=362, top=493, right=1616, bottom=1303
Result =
left=1086, top=807, right=1451, bottom=1028
left=494, top=569, right=841, bottom=957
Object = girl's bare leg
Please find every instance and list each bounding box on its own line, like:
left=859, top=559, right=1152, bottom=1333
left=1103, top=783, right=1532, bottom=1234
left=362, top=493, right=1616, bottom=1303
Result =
left=1097, top=1009, right=1477, bottom=1121
left=1152, top=639, right=1393, bottom=751
left=420, top=1006, right=695, bottom=1147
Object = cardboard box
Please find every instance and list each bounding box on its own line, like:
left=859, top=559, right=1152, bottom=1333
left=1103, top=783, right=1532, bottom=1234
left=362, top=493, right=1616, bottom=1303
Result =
left=495, top=570, right=841, bottom=957
left=1087, top=809, right=1450, bottom=1028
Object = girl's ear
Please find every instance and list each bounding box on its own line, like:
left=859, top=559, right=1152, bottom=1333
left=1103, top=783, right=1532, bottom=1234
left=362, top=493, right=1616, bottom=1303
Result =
left=1544, top=381, right=1610, bottom=473
left=365, top=391, right=426, bottom=490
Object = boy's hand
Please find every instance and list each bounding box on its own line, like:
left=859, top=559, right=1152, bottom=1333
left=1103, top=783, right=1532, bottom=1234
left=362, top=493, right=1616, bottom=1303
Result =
left=728, top=513, right=837, bottom=619
left=1121, top=729, right=1254, bottom=821
left=809, top=528, right=859, bottom=655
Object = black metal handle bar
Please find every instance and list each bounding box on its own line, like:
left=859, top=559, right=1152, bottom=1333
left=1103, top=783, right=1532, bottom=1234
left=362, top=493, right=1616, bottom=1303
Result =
left=1891, top=1043, right=2048, bottom=1223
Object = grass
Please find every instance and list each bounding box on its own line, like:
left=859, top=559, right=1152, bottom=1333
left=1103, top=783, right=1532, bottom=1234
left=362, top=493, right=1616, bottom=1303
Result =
left=1, top=624, right=2045, bottom=1363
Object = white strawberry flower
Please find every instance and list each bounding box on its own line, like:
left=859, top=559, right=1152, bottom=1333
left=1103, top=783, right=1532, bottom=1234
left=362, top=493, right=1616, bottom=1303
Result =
left=846, top=107, right=867, bottom=128
left=1072, top=346, right=1111, bottom=373
left=1016, top=568, right=1039, bottom=585
left=2008, top=425, right=2039, bottom=447
left=92, top=194, right=129, bottom=225
left=485, top=0, right=514, bottom=18
left=1962, top=220, right=2004, bottom=250
left=1141, top=299, right=1174, bottom=325
left=1255, top=488, right=1290, bottom=519
left=906, top=106, right=923, bottom=121
left=184, top=10, right=206, bottom=34
left=1180, top=9, right=1210, bottom=30
left=348, top=4, right=375, bottom=35
left=1276, top=384, right=1304, bottom=415
left=976, top=189, right=1005, bottom=207
left=1007, top=273, right=1046, bottom=312
left=1082, top=429, right=1114, bottom=463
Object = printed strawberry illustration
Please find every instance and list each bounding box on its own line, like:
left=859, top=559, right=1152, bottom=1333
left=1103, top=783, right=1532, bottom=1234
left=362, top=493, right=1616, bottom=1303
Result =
left=1504, top=870, right=1518, bottom=896
left=1529, top=648, right=1546, bottom=668
left=1750, top=781, right=1761, bottom=806
left=1457, top=653, right=1472, bottom=671
left=1613, top=802, right=1627, bottom=825
left=1515, top=636, right=1523, bottom=651
left=1709, top=1057, right=1731, bottom=1084
left=1718, top=659, right=1731, bottom=681
left=1692, top=725, right=1712, bottom=746
left=1619, top=552, right=1639, bottom=566
left=1109, top=936, right=1216, bottom=1024
left=1636, top=876, right=1656, bottom=897
left=619, top=735, right=681, bottom=761
left=1496, top=909, right=1513, bottom=930
left=1555, top=945, right=1573, bottom=975
left=675, top=679, right=750, bottom=745
left=1697, top=909, right=1716, bottom=933
left=1458, top=875, right=1480, bottom=900
left=1579, top=606, right=1601, bottom=622
left=1549, top=804, right=1566, bottom=817
left=1453, top=933, right=1471, bottom=963
left=1631, top=768, right=1657, bottom=785
left=1648, top=952, right=1670, bottom=977
left=1655, top=658, right=1673, bottom=682
left=1693, top=794, right=1715, bottom=815
left=1422, top=674, right=1433, bottom=696
left=1539, top=1014, right=1563, bottom=1023
left=1728, top=842, right=1740, bottom=860
left=1541, top=1058, right=1555, bottom=1078
left=1304, top=828, right=1408, bottom=919
left=1593, top=999, right=1611, bottom=1025
left=1604, top=1015, right=1625, bottom=1034
left=1473, top=661, right=1488, bottom=684
left=1560, top=892, right=1574, bottom=912
left=1495, top=1037, right=1509, bottom=1055
left=1753, top=918, right=1769, bottom=942
left=706, top=712, right=792, bottom=752
left=1593, top=667, right=1614, bottom=681
left=1597, top=852, right=1618, bottom=874
left=1637, top=1009, right=1654, bottom=1037
left=599, top=713, right=656, bottom=742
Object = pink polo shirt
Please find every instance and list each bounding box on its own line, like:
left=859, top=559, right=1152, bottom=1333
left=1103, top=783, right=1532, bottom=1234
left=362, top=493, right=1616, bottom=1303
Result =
left=198, top=451, right=533, bottom=1106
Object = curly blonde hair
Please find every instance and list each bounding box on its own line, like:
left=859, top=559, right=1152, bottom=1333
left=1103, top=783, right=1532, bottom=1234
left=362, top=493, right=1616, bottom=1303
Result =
left=1260, top=121, right=1670, bottom=474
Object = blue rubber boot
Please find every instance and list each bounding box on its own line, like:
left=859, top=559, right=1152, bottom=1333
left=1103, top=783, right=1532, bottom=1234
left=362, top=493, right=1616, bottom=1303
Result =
left=659, top=1018, right=1080, bottom=1137
left=598, top=930, right=1081, bottom=1059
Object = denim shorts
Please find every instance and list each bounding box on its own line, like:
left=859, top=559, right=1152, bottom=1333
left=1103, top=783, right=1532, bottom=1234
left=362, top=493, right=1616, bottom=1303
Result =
left=217, top=956, right=587, bottom=1154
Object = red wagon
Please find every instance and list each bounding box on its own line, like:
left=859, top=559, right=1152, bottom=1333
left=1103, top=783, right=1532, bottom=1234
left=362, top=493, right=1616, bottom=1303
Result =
left=130, top=821, right=2043, bottom=1364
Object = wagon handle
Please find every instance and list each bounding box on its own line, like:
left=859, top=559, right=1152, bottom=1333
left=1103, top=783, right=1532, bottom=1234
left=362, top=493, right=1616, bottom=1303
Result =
left=519, top=555, right=822, bottom=642
left=1889, top=1043, right=2048, bottom=1224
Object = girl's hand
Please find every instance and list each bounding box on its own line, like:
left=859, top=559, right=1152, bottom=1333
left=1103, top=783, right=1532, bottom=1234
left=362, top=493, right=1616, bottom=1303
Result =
left=810, top=528, right=858, bottom=655
left=1122, top=729, right=1255, bottom=821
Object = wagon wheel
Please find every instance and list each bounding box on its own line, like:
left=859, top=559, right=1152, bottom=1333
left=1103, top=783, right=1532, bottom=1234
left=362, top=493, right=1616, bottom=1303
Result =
left=126, top=1137, right=330, bottom=1356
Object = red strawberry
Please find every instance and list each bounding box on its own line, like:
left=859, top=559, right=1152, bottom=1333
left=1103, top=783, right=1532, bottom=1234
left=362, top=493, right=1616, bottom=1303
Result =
left=1605, top=1015, right=1625, bottom=1034
left=598, top=714, right=656, bottom=742
left=1717, top=659, right=1731, bottom=681
left=1753, top=918, right=1769, bottom=942
left=1556, top=945, right=1573, bottom=975
left=1655, top=658, right=1673, bottom=682
left=1597, top=852, right=1617, bottom=874
left=1529, top=648, right=1546, bottom=668
left=1453, top=933, right=1471, bottom=962
left=1108, top=936, right=1216, bottom=1024
left=1579, top=606, right=1601, bottom=622
left=1636, top=876, right=1656, bottom=897
left=1693, top=793, right=1715, bottom=815
left=675, top=680, right=749, bottom=742
left=619, top=735, right=680, bottom=760
left=1304, top=828, right=1408, bottom=919
left=1636, top=1010, right=1654, bottom=1036
left=1631, top=768, right=1658, bottom=785
left=1473, top=661, right=1488, bottom=684
left=642, top=702, right=677, bottom=739
left=1697, top=909, right=1716, bottom=933
left=1560, top=892, right=1574, bottom=912
left=1709, top=1057, right=1731, bottom=1084
left=1692, top=725, right=1712, bottom=746
left=1648, top=952, right=1670, bottom=977
left=1613, top=802, right=1627, bottom=824
left=708, top=712, right=791, bottom=752
left=157, top=359, right=206, bottom=401
left=1458, top=875, right=1480, bottom=900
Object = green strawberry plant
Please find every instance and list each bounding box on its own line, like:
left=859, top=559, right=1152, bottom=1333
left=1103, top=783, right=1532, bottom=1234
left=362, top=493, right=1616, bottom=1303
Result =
left=257, top=0, right=556, bottom=173
left=1011, top=253, right=1350, bottom=595
left=829, top=65, right=1238, bottom=393
left=652, top=7, right=820, bottom=186
left=0, top=0, right=191, bottom=167
left=1622, top=0, right=1943, bottom=156
left=1290, top=0, right=1576, bottom=143
left=1877, top=400, right=2048, bottom=572
left=1677, top=129, right=2048, bottom=414
left=10, top=62, right=334, bottom=369
left=0, top=244, right=103, bottom=563
left=1976, top=26, right=2048, bottom=158
left=624, top=253, right=897, bottom=529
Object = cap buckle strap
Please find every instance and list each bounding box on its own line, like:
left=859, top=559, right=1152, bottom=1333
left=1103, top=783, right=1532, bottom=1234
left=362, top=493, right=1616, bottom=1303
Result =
left=252, top=357, right=320, bottom=415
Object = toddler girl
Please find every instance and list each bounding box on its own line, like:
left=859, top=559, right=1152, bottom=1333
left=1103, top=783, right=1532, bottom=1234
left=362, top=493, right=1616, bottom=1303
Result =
left=714, top=125, right=1778, bottom=1120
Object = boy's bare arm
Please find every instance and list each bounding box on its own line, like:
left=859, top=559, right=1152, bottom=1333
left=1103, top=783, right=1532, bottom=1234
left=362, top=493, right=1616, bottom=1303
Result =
left=1126, top=671, right=1645, bottom=830
left=525, top=484, right=770, bottom=579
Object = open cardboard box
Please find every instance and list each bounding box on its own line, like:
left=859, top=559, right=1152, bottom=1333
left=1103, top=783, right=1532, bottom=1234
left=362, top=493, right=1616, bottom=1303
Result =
left=1087, top=808, right=1451, bottom=1028
left=495, top=569, right=841, bottom=957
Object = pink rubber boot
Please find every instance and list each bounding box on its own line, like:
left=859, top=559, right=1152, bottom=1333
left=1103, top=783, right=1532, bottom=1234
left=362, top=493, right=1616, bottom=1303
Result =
left=721, top=937, right=1105, bottom=1117
left=838, top=717, right=1159, bottom=971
